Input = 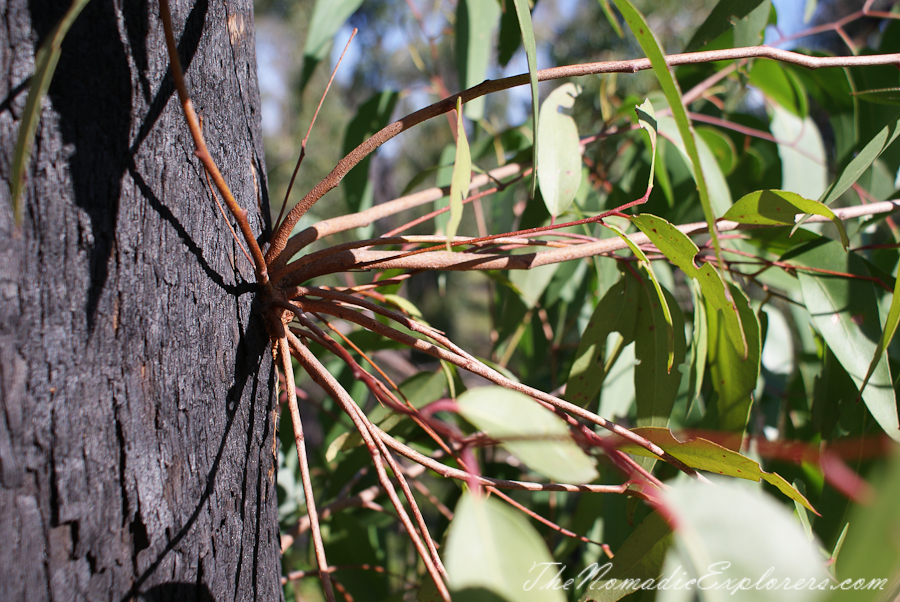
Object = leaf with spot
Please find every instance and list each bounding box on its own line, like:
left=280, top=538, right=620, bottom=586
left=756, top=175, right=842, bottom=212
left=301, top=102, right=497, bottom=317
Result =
left=538, top=83, right=583, bottom=218
left=788, top=240, right=900, bottom=442
left=723, top=189, right=849, bottom=249
left=611, top=427, right=816, bottom=512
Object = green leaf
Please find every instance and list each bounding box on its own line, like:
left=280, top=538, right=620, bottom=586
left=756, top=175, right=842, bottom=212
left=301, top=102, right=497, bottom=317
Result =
left=827, top=448, right=900, bottom=602
left=446, top=97, right=472, bottom=251
left=635, top=98, right=658, bottom=195
left=299, top=0, right=363, bottom=93
left=734, top=0, right=771, bottom=47
left=634, top=277, right=686, bottom=428
left=567, top=276, right=639, bottom=407
left=819, top=113, right=900, bottom=206
left=789, top=240, right=900, bottom=442
left=456, top=0, right=501, bottom=120
left=861, top=265, right=900, bottom=395
left=512, top=0, right=540, bottom=195
left=684, top=0, right=767, bottom=51
left=578, top=512, right=673, bottom=602
left=631, top=214, right=747, bottom=358
left=457, top=386, right=599, bottom=483
left=852, top=87, right=900, bottom=106
left=446, top=493, right=565, bottom=602
left=803, top=0, right=818, bottom=22
left=613, top=427, right=816, bottom=511
left=661, top=479, right=829, bottom=602
left=538, top=83, right=583, bottom=217
left=723, top=189, right=849, bottom=250
left=750, top=59, right=809, bottom=118
left=342, top=90, right=400, bottom=236
left=770, top=103, right=827, bottom=199
left=10, top=0, right=92, bottom=227
left=509, top=263, right=559, bottom=308
left=696, top=126, right=738, bottom=176
left=706, top=283, right=761, bottom=441
left=688, top=280, right=709, bottom=409
left=605, top=223, right=675, bottom=371
left=596, top=0, right=624, bottom=38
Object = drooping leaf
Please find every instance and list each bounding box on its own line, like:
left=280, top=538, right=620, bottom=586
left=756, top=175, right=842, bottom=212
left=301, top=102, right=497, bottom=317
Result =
left=10, top=0, right=92, bottom=227
left=660, top=479, right=829, bottom=602
left=578, top=512, right=673, bottom=602
left=538, top=83, right=583, bottom=217
left=457, top=386, right=599, bottom=483
left=342, top=90, right=399, bottom=236
left=509, top=263, right=559, bottom=308
left=696, top=126, right=738, bottom=176
left=861, top=266, right=900, bottom=395
left=445, top=493, right=565, bottom=602
left=684, top=0, right=767, bottom=51
left=723, top=189, right=849, bottom=250
left=631, top=214, right=747, bottom=358
left=511, top=0, right=540, bottom=194
left=604, top=222, right=674, bottom=370
left=299, top=0, right=364, bottom=93
left=803, top=0, right=818, bottom=22
left=567, top=275, right=638, bottom=407
left=706, top=283, right=761, bottom=443
left=819, top=114, right=900, bottom=206
left=789, top=240, right=900, bottom=442
left=446, top=97, right=472, bottom=251
left=635, top=98, right=658, bottom=195
left=687, top=280, right=708, bottom=410
left=612, top=427, right=816, bottom=511
left=456, top=0, right=501, bottom=120
left=750, top=59, right=809, bottom=118
left=770, top=103, right=827, bottom=199
left=634, top=277, right=686, bottom=428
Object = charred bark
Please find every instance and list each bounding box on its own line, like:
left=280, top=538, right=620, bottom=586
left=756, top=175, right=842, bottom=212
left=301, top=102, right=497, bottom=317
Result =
left=0, top=0, right=281, bottom=600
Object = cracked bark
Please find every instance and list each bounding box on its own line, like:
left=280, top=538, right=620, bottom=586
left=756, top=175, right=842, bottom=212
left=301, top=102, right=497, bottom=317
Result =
left=0, top=1, right=281, bottom=600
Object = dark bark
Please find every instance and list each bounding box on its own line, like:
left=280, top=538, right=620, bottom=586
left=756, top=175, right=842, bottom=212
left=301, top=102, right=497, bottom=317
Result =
left=0, top=1, right=281, bottom=600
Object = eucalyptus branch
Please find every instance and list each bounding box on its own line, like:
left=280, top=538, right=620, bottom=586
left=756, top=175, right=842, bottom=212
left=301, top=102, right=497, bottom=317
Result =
left=267, top=46, right=900, bottom=267
left=288, top=200, right=900, bottom=279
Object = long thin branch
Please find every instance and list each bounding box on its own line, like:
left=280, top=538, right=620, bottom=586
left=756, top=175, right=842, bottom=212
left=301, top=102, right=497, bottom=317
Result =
left=286, top=200, right=900, bottom=280
left=267, top=46, right=900, bottom=267
left=158, top=0, right=270, bottom=288
left=277, top=338, right=336, bottom=602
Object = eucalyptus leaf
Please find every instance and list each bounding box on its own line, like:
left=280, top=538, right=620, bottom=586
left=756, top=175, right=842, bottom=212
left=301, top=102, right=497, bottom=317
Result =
left=299, top=0, right=364, bottom=93
left=456, top=0, right=501, bottom=120
left=446, top=97, right=472, bottom=250
left=684, top=0, right=767, bottom=51
left=538, top=83, right=583, bottom=217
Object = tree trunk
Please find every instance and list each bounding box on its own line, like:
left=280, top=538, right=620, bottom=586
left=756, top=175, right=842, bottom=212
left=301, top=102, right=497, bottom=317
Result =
left=0, top=1, right=282, bottom=600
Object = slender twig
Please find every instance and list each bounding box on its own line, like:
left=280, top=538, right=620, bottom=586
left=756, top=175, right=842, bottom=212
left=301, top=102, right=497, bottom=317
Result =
left=277, top=337, right=336, bottom=602
left=275, top=29, right=358, bottom=233
left=158, top=0, right=270, bottom=288
left=268, top=46, right=900, bottom=267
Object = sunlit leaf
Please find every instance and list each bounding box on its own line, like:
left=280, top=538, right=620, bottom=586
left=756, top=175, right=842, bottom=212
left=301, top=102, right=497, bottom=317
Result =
left=299, top=0, right=364, bottom=93
left=635, top=98, right=658, bottom=194
left=456, top=0, right=501, bottom=120
left=696, top=126, right=738, bottom=176
left=11, top=0, right=92, bottom=227
left=734, top=0, right=771, bottom=47
left=660, top=479, right=829, bottom=602
left=612, top=427, right=816, bottom=511
left=512, top=0, right=540, bottom=194
left=458, top=386, right=599, bottom=483
left=509, top=263, right=559, bottom=308
left=723, top=189, right=849, bottom=250
left=578, top=512, right=673, bottom=602
left=788, top=240, right=900, bottom=442
left=446, top=493, right=566, bottom=602
left=446, top=97, right=472, bottom=251
left=631, top=214, right=747, bottom=358
left=750, top=59, right=809, bottom=118
left=538, top=83, right=583, bottom=217
left=861, top=269, right=900, bottom=396
left=685, top=0, right=767, bottom=51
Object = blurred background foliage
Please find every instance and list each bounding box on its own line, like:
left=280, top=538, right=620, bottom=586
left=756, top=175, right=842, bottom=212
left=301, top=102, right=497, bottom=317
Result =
left=254, top=0, right=900, bottom=600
